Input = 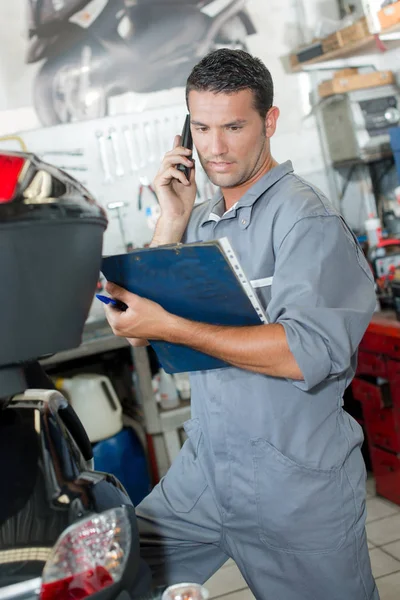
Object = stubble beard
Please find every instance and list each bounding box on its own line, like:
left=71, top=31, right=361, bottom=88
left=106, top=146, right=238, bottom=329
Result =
left=198, top=137, right=268, bottom=189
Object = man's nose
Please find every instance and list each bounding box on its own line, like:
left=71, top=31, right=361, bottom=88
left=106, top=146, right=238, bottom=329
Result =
left=210, top=131, right=228, bottom=157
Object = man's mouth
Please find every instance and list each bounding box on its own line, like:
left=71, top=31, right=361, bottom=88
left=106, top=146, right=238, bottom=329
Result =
left=207, top=161, right=234, bottom=172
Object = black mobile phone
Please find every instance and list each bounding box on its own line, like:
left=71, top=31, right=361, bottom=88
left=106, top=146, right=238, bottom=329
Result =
left=177, top=114, right=193, bottom=181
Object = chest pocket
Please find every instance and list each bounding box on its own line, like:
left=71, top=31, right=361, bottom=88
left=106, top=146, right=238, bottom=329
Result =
left=250, top=276, right=274, bottom=312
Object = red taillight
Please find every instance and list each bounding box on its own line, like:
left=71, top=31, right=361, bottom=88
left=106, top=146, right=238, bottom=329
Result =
left=40, top=567, right=113, bottom=600
left=0, top=154, right=25, bottom=203
left=40, top=507, right=131, bottom=600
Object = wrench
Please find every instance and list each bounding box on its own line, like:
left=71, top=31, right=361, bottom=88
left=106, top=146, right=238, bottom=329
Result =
left=143, top=121, right=155, bottom=163
left=58, top=165, right=88, bottom=171
left=40, top=149, right=84, bottom=157
left=154, top=119, right=165, bottom=160
left=96, top=131, right=112, bottom=184
left=163, top=116, right=171, bottom=150
left=133, top=124, right=146, bottom=169
left=109, top=128, right=125, bottom=177
left=134, top=123, right=147, bottom=169
left=123, top=126, right=138, bottom=172
left=107, top=200, right=130, bottom=250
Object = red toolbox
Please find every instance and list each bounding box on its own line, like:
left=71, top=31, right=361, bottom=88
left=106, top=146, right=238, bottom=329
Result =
left=370, top=446, right=400, bottom=505
left=387, top=360, right=400, bottom=410
left=357, top=350, right=387, bottom=378
left=352, top=311, right=400, bottom=505
left=387, top=359, right=400, bottom=381
left=363, top=405, right=400, bottom=454
left=360, top=331, right=392, bottom=355
left=352, top=376, right=391, bottom=411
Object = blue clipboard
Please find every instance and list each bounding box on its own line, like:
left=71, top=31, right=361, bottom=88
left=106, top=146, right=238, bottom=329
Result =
left=101, top=237, right=267, bottom=373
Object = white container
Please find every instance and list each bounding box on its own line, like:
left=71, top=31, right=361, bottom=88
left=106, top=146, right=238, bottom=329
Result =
left=56, top=374, right=123, bottom=443
left=360, top=0, right=382, bottom=33
left=152, top=373, right=161, bottom=404
left=173, top=372, right=191, bottom=400
left=162, top=583, right=209, bottom=600
left=158, top=368, right=180, bottom=410
left=365, top=216, right=382, bottom=248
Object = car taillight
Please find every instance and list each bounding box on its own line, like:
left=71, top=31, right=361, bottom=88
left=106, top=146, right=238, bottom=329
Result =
left=0, top=154, right=25, bottom=203
left=40, top=507, right=131, bottom=600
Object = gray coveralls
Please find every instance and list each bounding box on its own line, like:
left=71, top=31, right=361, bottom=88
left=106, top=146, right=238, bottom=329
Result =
left=137, top=161, right=379, bottom=600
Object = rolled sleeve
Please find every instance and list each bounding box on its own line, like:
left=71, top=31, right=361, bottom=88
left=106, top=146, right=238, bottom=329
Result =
left=268, top=215, right=376, bottom=391
left=281, top=317, right=332, bottom=391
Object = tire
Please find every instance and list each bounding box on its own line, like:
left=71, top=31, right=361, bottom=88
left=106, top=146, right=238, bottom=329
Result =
left=33, top=44, right=108, bottom=127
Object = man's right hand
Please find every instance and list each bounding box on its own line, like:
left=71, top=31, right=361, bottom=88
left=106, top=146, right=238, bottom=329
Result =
left=151, top=134, right=197, bottom=246
left=127, top=135, right=197, bottom=347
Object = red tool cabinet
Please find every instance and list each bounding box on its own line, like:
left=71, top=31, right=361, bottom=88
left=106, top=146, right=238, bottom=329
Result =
left=351, top=311, right=400, bottom=505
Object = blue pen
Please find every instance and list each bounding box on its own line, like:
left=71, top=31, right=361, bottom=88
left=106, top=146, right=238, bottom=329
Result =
left=96, top=294, right=127, bottom=311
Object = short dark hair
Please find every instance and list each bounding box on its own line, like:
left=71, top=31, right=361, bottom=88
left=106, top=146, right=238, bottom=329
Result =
left=186, top=49, right=274, bottom=120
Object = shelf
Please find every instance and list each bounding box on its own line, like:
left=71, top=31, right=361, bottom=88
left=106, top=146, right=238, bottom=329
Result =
left=288, top=23, right=400, bottom=73
left=39, top=322, right=130, bottom=366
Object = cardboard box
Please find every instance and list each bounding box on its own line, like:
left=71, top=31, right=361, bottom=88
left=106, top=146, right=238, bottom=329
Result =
left=378, top=1, right=400, bottom=29
left=322, top=17, right=371, bottom=54
left=318, top=70, right=394, bottom=98
left=322, top=31, right=344, bottom=53
left=340, top=17, right=370, bottom=44
left=288, top=53, right=300, bottom=69
left=333, top=68, right=359, bottom=78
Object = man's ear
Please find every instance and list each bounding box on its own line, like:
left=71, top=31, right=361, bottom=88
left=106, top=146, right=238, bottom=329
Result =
left=264, top=106, right=280, bottom=139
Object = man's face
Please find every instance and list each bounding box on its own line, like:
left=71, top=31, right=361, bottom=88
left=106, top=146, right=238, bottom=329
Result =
left=188, top=89, right=278, bottom=188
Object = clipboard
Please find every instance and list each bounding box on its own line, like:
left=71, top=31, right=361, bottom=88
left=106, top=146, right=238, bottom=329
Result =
left=101, top=237, right=268, bottom=373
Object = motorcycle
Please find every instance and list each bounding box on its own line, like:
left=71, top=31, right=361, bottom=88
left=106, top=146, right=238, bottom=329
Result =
left=0, top=152, right=152, bottom=599
left=26, top=0, right=256, bottom=126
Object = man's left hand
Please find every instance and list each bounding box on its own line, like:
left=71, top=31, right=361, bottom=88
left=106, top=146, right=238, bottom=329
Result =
left=103, top=282, right=172, bottom=341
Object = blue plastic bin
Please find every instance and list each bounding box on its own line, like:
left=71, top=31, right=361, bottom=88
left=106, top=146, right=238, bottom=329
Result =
left=390, top=127, right=400, bottom=184
left=93, top=427, right=151, bottom=506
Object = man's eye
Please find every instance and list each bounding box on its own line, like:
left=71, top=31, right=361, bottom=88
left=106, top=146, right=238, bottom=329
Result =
left=196, top=127, right=208, bottom=133
left=229, top=126, right=242, bottom=132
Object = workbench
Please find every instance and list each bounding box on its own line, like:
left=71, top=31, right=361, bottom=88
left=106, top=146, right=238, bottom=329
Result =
left=351, top=310, right=400, bottom=505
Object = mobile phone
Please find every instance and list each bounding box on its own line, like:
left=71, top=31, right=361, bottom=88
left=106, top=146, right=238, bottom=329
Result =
left=177, top=114, right=193, bottom=181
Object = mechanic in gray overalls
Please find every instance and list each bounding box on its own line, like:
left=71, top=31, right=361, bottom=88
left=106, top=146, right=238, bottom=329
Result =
left=104, top=49, right=379, bottom=600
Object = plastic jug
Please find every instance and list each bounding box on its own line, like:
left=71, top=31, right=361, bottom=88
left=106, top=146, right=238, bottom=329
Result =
left=158, top=369, right=180, bottom=410
left=56, top=374, right=123, bottom=443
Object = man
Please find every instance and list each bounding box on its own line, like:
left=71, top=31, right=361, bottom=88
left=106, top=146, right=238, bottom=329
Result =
left=104, top=49, right=378, bottom=600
